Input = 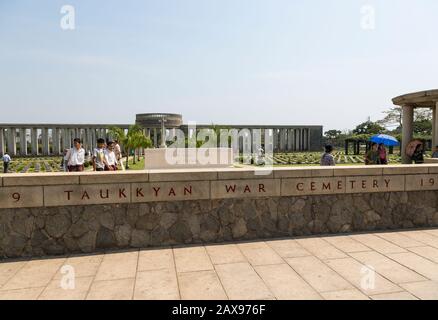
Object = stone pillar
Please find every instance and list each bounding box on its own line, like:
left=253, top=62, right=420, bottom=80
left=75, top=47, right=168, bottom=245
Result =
left=53, top=128, right=61, bottom=155
left=31, top=128, right=38, bottom=155
left=42, top=128, right=50, bottom=156
left=287, top=129, right=293, bottom=152
left=402, top=105, right=414, bottom=164
left=19, top=128, right=27, bottom=156
left=153, top=128, right=158, bottom=147
left=7, top=128, right=17, bottom=156
left=279, top=129, right=286, bottom=152
left=433, top=103, right=438, bottom=150
left=307, top=128, right=311, bottom=151
left=0, top=128, right=4, bottom=155
left=297, top=129, right=303, bottom=152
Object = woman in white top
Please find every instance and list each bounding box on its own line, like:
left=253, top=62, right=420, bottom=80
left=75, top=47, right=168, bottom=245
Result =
left=104, top=141, right=118, bottom=171
left=65, top=138, right=86, bottom=172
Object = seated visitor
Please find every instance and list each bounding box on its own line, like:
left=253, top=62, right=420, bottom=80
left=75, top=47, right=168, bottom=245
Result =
left=378, top=143, right=388, bottom=165
left=320, top=145, right=335, bottom=166
left=432, top=146, right=438, bottom=158
left=65, top=138, right=85, bottom=172
left=104, top=141, right=118, bottom=171
left=411, top=143, right=424, bottom=164
left=365, top=143, right=380, bottom=165
left=93, top=138, right=108, bottom=172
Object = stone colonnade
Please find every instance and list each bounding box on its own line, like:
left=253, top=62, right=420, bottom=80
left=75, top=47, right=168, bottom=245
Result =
left=0, top=125, right=129, bottom=157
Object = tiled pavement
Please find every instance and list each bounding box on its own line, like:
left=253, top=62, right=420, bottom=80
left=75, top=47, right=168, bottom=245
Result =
left=1, top=229, right=438, bottom=300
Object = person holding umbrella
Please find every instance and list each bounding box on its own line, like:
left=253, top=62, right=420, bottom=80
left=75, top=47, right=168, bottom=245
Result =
left=378, top=143, right=388, bottom=165
left=369, top=134, right=400, bottom=165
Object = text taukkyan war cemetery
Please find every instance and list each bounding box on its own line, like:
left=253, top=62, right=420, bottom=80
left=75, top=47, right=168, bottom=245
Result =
left=1, top=89, right=438, bottom=259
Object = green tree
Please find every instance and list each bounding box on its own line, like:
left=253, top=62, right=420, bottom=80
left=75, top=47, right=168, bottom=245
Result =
left=324, top=130, right=342, bottom=140
left=353, top=121, right=385, bottom=135
left=108, top=125, right=152, bottom=169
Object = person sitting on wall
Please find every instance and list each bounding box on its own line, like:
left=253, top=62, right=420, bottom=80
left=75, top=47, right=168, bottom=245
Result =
left=104, top=141, right=118, bottom=171
left=365, top=143, right=380, bottom=165
left=1, top=153, right=11, bottom=173
left=411, top=143, right=425, bottom=164
left=432, top=146, right=438, bottom=158
left=378, top=143, right=388, bottom=165
left=93, top=138, right=109, bottom=172
left=320, top=145, right=336, bottom=166
left=65, top=138, right=85, bottom=172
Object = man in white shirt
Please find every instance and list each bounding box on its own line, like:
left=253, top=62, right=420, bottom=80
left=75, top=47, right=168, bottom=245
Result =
left=1, top=153, right=11, bottom=173
left=93, top=138, right=108, bottom=171
left=65, top=138, right=86, bottom=172
left=105, top=141, right=118, bottom=171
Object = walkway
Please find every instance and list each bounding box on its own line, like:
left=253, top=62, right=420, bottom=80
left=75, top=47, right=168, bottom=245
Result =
left=1, top=229, right=438, bottom=300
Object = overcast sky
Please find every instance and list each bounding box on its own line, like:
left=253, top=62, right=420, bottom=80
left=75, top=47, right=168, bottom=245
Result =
left=1, top=0, right=438, bottom=131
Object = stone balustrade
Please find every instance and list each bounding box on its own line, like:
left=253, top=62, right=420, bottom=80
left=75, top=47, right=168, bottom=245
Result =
left=1, top=165, right=438, bottom=259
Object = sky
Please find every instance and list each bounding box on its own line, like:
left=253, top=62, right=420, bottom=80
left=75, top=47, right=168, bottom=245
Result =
left=1, top=0, right=438, bottom=131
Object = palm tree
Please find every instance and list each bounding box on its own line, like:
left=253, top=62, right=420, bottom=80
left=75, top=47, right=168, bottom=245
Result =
left=108, top=125, right=152, bottom=169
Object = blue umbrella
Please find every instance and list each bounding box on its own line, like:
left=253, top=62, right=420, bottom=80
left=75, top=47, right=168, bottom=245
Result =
left=370, top=134, right=400, bottom=146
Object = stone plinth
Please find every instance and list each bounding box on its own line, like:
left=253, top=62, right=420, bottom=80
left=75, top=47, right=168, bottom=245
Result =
left=144, top=148, right=234, bottom=169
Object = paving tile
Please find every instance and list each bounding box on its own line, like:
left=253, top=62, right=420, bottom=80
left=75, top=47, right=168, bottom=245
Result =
left=423, top=229, right=438, bottom=237
left=1, top=258, right=66, bottom=290
left=322, top=236, right=371, bottom=253
left=138, top=248, right=174, bottom=272
left=0, top=287, right=44, bottom=300
left=87, top=278, right=135, bottom=300
left=94, top=251, right=138, bottom=281
left=254, top=264, right=321, bottom=300
left=53, top=255, right=103, bottom=280
left=38, top=276, right=93, bottom=300
left=370, top=291, right=418, bottom=300
left=134, top=269, right=179, bottom=300
left=408, top=246, right=438, bottom=264
left=350, top=251, right=426, bottom=284
left=237, top=242, right=284, bottom=266
left=295, top=238, right=348, bottom=260
left=0, top=261, right=26, bottom=288
left=265, top=239, right=312, bottom=258
left=321, top=289, right=370, bottom=300
left=174, top=247, right=214, bottom=273
left=375, top=232, right=424, bottom=248
left=401, top=231, right=438, bottom=249
left=215, top=262, right=274, bottom=300
left=178, top=270, right=227, bottom=300
left=350, top=234, right=407, bottom=254
left=324, top=258, right=402, bottom=295
left=400, top=281, right=438, bottom=300
left=285, top=256, right=353, bottom=293
left=205, top=244, right=247, bottom=265
left=387, top=252, right=438, bottom=281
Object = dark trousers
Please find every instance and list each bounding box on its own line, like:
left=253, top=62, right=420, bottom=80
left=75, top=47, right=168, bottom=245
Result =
left=68, top=165, right=84, bottom=172
left=3, top=162, right=9, bottom=173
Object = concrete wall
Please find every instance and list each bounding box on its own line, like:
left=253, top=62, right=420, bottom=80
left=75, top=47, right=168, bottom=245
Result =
left=1, top=165, right=438, bottom=259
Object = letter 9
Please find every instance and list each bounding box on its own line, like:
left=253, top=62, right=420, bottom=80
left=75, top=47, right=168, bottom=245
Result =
left=12, top=192, right=21, bottom=202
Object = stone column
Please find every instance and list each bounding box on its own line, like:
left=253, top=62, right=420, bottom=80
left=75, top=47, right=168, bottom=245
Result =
left=42, top=128, right=50, bottom=155
left=0, top=128, right=4, bottom=155
left=279, top=129, right=286, bottom=152
left=297, top=129, right=303, bottom=152
left=31, top=128, right=38, bottom=155
left=7, top=128, right=17, bottom=156
left=402, top=105, right=414, bottom=164
left=153, top=128, right=158, bottom=147
left=53, top=128, right=61, bottom=155
left=19, top=128, right=27, bottom=156
left=433, top=103, right=438, bottom=149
